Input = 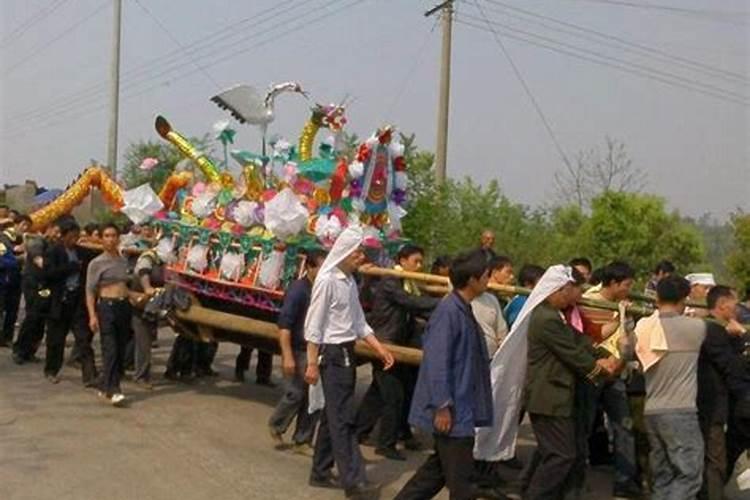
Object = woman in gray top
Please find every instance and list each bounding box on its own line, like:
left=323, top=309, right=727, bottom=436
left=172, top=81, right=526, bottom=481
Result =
left=85, top=223, right=131, bottom=406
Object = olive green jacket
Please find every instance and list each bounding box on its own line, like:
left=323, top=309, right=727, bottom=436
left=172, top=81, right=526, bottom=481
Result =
left=524, top=303, right=608, bottom=417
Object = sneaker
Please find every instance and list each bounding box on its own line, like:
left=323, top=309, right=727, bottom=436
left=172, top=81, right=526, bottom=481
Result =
left=110, top=393, right=126, bottom=407
left=308, top=474, right=340, bottom=489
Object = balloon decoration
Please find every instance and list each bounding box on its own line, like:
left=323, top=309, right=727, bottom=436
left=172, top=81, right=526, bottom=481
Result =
left=155, top=115, right=221, bottom=183
left=30, top=166, right=124, bottom=230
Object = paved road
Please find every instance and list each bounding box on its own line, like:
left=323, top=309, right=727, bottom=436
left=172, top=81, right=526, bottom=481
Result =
left=0, top=332, right=615, bottom=500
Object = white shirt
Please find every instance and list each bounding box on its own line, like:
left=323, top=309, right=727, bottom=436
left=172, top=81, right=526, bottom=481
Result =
left=472, top=292, right=508, bottom=357
left=304, top=267, right=373, bottom=344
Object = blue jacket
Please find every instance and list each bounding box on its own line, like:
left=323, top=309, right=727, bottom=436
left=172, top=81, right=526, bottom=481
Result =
left=409, top=291, right=494, bottom=437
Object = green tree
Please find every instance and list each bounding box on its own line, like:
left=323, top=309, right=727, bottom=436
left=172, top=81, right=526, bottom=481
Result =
left=584, top=191, right=704, bottom=275
left=726, top=213, right=750, bottom=288
left=120, top=135, right=214, bottom=191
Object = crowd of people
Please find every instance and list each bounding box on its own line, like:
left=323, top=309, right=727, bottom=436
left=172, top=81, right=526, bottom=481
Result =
left=1, top=203, right=750, bottom=500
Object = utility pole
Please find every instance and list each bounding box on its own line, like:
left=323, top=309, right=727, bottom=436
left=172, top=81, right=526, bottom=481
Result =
left=107, top=0, right=122, bottom=179
left=426, top=0, right=453, bottom=186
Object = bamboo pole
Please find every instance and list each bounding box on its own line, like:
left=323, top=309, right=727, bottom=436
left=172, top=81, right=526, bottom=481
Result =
left=173, top=301, right=423, bottom=365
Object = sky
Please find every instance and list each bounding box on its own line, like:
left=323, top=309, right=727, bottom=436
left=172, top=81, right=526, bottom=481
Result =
left=0, top=0, right=748, bottom=219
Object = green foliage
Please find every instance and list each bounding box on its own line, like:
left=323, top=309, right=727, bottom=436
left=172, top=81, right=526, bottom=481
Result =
left=402, top=147, right=706, bottom=277
left=120, top=135, right=214, bottom=191
left=726, top=213, right=750, bottom=288
left=584, top=192, right=704, bottom=274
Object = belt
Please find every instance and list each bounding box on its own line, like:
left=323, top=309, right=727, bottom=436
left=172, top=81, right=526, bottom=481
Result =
left=97, top=296, right=129, bottom=304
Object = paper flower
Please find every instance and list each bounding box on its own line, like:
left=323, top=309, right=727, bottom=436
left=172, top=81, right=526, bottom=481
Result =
left=348, top=160, right=364, bottom=179
left=138, top=157, right=160, bottom=171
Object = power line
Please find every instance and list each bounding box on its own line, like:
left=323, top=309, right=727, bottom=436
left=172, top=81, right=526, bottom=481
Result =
left=480, top=0, right=748, bottom=84
left=4, top=0, right=110, bottom=76
left=2, top=0, right=314, bottom=129
left=0, top=0, right=71, bottom=49
left=133, top=0, right=219, bottom=88
left=3, top=0, right=304, bottom=124
left=456, top=18, right=748, bottom=106
left=471, top=0, right=572, bottom=167
left=557, top=0, right=749, bottom=25
left=456, top=14, right=748, bottom=105
left=1, top=0, right=367, bottom=141
left=382, top=17, right=439, bottom=120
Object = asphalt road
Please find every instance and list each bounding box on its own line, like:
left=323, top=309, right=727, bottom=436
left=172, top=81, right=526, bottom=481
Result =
left=0, top=332, right=616, bottom=500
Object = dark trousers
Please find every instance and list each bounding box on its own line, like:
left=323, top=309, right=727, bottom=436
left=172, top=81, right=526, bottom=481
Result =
left=165, top=334, right=195, bottom=376
left=356, top=363, right=414, bottom=449
left=311, top=343, right=366, bottom=489
left=268, top=350, right=319, bottom=445
left=13, top=289, right=46, bottom=360
left=195, top=340, right=217, bottom=373
left=522, top=414, right=578, bottom=500
left=97, top=298, right=132, bottom=395
left=131, top=314, right=156, bottom=382
left=44, top=290, right=96, bottom=384
left=699, top=420, right=727, bottom=500
left=236, top=345, right=272, bottom=381
left=2, top=283, right=21, bottom=344
left=395, top=435, right=477, bottom=500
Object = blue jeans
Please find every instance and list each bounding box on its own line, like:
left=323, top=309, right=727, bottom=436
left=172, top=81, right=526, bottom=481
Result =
left=645, top=412, right=704, bottom=500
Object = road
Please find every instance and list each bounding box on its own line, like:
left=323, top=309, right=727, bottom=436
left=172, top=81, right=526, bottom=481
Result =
left=0, top=332, right=615, bottom=500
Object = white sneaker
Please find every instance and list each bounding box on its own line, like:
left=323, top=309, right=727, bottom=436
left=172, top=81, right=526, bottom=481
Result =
left=110, top=393, right=126, bottom=407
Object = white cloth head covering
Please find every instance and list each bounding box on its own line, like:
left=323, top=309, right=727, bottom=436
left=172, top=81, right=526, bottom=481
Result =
left=474, top=264, right=577, bottom=461
left=686, top=273, right=716, bottom=287
left=317, top=224, right=364, bottom=278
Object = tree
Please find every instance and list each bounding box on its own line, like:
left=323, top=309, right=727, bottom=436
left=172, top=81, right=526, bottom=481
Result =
left=584, top=191, right=704, bottom=274
left=726, top=212, right=750, bottom=288
left=555, top=136, right=647, bottom=209
left=119, top=135, right=214, bottom=191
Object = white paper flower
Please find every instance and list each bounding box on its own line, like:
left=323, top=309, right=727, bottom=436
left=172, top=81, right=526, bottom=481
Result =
left=394, top=171, right=408, bottom=190
left=389, top=142, right=405, bottom=158
left=348, top=160, right=364, bottom=179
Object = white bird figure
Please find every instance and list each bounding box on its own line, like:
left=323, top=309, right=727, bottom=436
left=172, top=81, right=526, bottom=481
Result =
left=210, top=81, right=307, bottom=137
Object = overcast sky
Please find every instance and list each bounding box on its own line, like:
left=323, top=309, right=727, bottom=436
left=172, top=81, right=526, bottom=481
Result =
left=1, top=0, right=747, bottom=218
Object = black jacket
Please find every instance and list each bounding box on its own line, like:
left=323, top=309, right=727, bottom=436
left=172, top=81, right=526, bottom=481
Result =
left=43, top=243, right=82, bottom=320
left=697, top=318, right=750, bottom=424
left=367, top=276, right=439, bottom=346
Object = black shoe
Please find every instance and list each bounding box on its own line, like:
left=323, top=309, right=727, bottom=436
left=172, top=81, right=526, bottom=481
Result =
left=402, top=437, right=423, bottom=451
left=309, top=474, right=340, bottom=489
left=234, top=368, right=245, bottom=382
left=196, top=367, right=218, bottom=378
left=164, top=370, right=178, bottom=381
left=375, top=446, right=406, bottom=461
left=345, top=481, right=380, bottom=499
left=0, top=340, right=9, bottom=348
left=12, top=353, right=25, bottom=365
